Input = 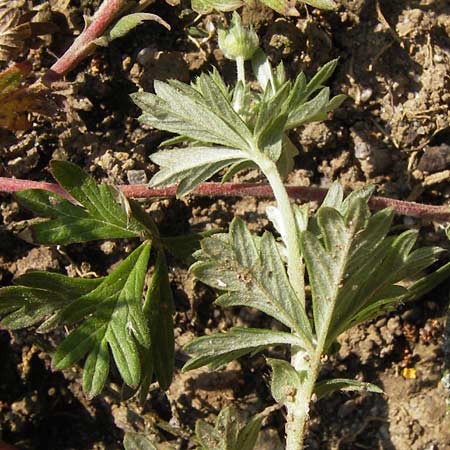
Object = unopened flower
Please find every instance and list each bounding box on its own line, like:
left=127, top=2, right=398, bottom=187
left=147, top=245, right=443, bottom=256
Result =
left=218, top=12, right=259, bottom=61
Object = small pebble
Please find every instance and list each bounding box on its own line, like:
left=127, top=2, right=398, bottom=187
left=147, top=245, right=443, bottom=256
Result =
left=417, top=144, right=450, bottom=173
left=360, top=87, right=373, bottom=103
left=127, top=169, right=147, bottom=185
left=137, top=47, right=156, bottom=66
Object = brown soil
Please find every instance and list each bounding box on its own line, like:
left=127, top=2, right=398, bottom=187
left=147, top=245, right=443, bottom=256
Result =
left=1, top=0, right=450, bottom=449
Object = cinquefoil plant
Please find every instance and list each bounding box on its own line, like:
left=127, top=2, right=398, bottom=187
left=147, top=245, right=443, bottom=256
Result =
left=132, top=14, right=449, bottom=449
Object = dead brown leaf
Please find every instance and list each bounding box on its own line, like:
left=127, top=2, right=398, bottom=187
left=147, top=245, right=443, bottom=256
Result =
left=0, top=62, right=60, bottom=131
left=0, top=1, right=59, bottom=61
left=0, top=5, right=31, bottom=61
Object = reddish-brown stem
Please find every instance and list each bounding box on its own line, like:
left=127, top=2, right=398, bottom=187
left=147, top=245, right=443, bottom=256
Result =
left=43, top=0, right=128, bottom=84
left=1, top=177, right=449, bottom=222
left=0, top=177, right=75, bottom=200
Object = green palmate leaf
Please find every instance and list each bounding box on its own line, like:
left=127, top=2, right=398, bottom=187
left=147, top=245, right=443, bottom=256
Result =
left=190, top=217, right=312, bottom=345
left=0, top=272, right=102, bottom=331
left=284, top=59, right=343, bottom=130
left=144, top=250, right=174, bottom=390
left=123, top=432, right=157, bottom=450
left=0, top=243, right=154, bottom=396
left=300, top=185, right=444, bottom=348
left=314, top=378, right=383, bottom=400
left=53, top=242, right=151, bottom=390
left=249, top=55, right=342, bottom=140
left=16, top=161, right=151, bottom=244
left=183, top=327, right=307, bottom=371
left=267, top=358, right=304, bottom=407
left=332, top=228, right=442, bottom=339
left=149, top=146, right=247, bottom=197
left=133, top=59, right=342, bottom=195
left=132, top=79, right=251, bottom=151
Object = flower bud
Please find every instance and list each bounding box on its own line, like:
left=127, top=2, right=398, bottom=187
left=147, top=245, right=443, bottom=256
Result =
left=218, top=12, right=259, bottom=61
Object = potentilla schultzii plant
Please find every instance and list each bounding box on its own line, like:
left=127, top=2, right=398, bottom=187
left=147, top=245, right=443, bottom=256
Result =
left=131, top=13, right=449, bottom=449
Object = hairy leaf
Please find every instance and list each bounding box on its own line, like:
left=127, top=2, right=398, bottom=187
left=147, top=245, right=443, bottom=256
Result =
left=303, top=58, right=339, bottom=99
left=195, top=71, right=253, bottom=142
left=0, top=286, right=69, bottom=330
left=149, top=146, right=247, bottom=197
left=16, top=271, right=102, bottom=297
left=132, top=78, right=251, bottom=150
left=0, top=272, right=101, bottom=331
left=52, top=242, right=151, bottom=390
left=16, top=161, right=151, bottom=244
left=301, top=185, right=443, bottom=348
left=184, top=327, right=308, bottom=371
left=0, top=243, right=154, bottom=396
left=315, top=378, right=383, bottom=400
left=133, top=59, right=341, bottom=194
left=191, top=217, right=312, bottom=345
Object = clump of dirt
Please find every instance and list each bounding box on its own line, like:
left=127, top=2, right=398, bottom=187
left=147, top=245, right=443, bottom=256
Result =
left=1, top=0, right=450, bottom=449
